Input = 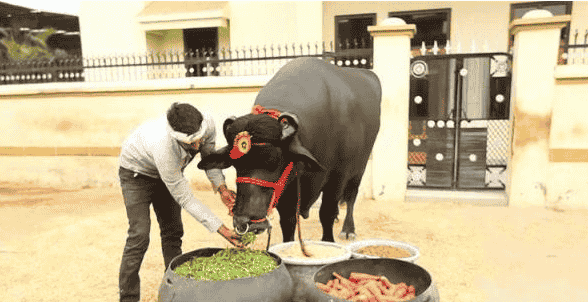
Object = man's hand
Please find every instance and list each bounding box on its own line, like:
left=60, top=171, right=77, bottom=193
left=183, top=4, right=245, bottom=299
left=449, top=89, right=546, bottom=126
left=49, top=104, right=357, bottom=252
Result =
left=217, top=224, right=245, bottom=248
left=218, top=184, right=236, bottom=216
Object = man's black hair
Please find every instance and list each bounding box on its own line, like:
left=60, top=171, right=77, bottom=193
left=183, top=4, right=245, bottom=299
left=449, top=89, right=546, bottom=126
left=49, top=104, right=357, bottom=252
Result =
left=166, top=102, right=203, bottom=135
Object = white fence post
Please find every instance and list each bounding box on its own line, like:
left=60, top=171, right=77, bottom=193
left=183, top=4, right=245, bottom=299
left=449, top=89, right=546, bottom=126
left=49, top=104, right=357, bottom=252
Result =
left=508, top=10, right=571, bottom=207
left=368, top=18, right=416, bottom=203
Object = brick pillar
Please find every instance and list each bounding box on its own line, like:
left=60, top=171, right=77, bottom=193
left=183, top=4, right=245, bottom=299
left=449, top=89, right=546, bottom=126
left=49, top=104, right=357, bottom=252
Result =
left=368, top=19, right=416, bottom=202
left=508, top=10, right=571, bottom=206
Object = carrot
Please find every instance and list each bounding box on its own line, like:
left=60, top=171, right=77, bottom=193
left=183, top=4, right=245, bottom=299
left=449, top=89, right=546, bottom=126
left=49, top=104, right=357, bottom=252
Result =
left=328, top=289, right=348, bottom=300
left=357, top=286, right=374, bottom=299
left=377, top=282, right=388, bottom=293
left=333, top=272, right=347, bottom=281
left=392, top=283, right=408, bottom=299
left=333, top=278, right=341, bottom=289
left=332, top=286, right=354, bottom=300
left=380, top=276, right=394, bottom=289
left=350, top=272, right=380, bottom=282
left=333, top=272, right=358, bottom=291
left=326, top=279, right=334, bottom=288
left=364, top=280, right=386, bottom=302
left=351, top=294, right=369, bottom=302
left=357, top=279, right=372, bottom=286
left=316, top=282, right=331, bottom=293
left=318, top=272, right=416, bottom=302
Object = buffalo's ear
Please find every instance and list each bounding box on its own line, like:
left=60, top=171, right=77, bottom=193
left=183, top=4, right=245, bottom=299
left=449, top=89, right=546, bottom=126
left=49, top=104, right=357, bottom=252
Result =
left=222, top=116, right=236, bottom=145
left=279, top=113, right=325, bottom=173
left=197, top=145, right=233, bottom=170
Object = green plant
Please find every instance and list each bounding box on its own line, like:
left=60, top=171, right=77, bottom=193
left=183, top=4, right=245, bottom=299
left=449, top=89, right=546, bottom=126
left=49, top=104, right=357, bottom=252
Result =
left=0, top=27, right=57, bottom=61
left=174, top=248, right=277, bottom=281
left=240, top=232, right=257, bottom=246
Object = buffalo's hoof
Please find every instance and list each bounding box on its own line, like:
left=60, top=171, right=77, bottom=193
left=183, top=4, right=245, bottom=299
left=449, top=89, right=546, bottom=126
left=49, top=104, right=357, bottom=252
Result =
left=338, top=231, right=357, bottom=241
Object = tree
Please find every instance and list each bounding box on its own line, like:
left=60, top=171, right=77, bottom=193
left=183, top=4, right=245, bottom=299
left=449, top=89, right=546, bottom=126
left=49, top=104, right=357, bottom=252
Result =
left=0, top=27, right=58, bottom=61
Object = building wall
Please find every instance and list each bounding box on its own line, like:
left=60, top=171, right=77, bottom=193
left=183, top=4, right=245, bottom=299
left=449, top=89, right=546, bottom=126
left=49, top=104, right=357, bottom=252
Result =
left=78, top=1, right=588, bottom=57
left=79, top=1, right=148, bottom=56
left=228, top=1, right=323, bottom=49
left=547, top=66, right=588, bottom=207
left=79, top=1, right=322, bottom=59
left=569, top=1, right=588, bottom=41
left=323, top=1, right=514, bottom=52
left=0, top=78, right=265, bottom=189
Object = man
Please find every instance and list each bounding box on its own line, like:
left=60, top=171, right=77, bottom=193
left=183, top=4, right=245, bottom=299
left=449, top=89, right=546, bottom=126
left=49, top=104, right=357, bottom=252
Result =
left=117, top=102, right=242, bottom=302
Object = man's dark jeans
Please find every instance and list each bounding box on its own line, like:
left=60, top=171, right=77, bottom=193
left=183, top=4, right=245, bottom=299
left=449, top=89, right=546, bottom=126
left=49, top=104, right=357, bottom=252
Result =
left=118, top=167, right=184, bottom=302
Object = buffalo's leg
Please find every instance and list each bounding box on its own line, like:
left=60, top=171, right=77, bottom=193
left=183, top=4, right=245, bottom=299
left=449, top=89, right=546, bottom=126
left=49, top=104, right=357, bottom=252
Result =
left=319, top=189, right=339, bottom=242
left=277, top=200, right=297, bottom=242
left=338, top=177, right=361, bottom=241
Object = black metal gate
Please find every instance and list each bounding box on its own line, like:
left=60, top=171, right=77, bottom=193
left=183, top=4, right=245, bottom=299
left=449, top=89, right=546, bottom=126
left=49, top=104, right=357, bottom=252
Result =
left=407, top=53, right=512, bottom=190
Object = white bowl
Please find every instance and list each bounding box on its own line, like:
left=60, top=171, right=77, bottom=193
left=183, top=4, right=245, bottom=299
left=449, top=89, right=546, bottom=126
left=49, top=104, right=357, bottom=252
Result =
left=268, top=240, right=351, bottom=266
left=347, top=238, right=420, bottom=263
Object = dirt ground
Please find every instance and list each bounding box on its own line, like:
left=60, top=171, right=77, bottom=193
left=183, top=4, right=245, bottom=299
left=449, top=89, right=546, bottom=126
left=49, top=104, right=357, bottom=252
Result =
left=1, top=181, right=588, bottom=302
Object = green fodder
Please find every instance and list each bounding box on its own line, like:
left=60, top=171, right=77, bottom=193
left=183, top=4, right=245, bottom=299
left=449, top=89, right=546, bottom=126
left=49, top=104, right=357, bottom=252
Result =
left=174, top=248, right=277, bottom=281
left=240, top=232, right=257, bottom=246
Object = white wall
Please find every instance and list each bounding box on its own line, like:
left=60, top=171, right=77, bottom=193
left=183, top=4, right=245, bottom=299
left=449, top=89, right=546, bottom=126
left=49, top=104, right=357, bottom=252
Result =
left=323, top=1, right=514, bottom=53
left=79, top=1, right=148, bottom=56
left=228, top=1, right=323, bottom=49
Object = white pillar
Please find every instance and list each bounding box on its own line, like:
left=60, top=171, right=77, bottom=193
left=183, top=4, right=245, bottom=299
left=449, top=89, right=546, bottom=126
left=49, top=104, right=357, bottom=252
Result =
left=368, top=18, right=416, bottom=203
left=508, top=10, right=571, bottom=207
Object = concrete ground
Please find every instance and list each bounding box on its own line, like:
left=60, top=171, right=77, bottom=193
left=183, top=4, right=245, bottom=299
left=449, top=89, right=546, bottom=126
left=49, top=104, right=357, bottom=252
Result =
left=1, top=181, right=588, bottom=302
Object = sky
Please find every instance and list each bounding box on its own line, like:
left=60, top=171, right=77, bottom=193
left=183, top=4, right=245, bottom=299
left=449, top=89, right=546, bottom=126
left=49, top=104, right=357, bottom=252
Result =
left=3, top=0, right=83, bottom=16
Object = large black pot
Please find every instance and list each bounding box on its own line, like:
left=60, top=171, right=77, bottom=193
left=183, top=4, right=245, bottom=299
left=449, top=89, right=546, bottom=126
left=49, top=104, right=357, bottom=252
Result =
left=158, top=248, right=294, bottom=302
left=308, top=258, right=440, bottom=302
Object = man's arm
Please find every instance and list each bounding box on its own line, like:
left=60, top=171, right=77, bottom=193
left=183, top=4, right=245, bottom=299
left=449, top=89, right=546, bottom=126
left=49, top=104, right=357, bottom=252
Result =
left=199, top=125, right=226, bottom=191
left=153, top=139, right=223, bottom=233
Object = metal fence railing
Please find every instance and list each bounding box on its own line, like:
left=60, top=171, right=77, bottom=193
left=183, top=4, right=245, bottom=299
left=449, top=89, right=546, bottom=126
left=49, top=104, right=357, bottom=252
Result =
left=560, top=29, right=588, bottom=65
left=0, top=41, right=373, bottom=85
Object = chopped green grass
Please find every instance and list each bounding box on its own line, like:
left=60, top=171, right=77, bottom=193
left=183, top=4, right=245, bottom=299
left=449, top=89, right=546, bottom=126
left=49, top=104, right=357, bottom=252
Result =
left=174, top=248, right=277, bottom=281
left=240, top=232, right=257, bottom=246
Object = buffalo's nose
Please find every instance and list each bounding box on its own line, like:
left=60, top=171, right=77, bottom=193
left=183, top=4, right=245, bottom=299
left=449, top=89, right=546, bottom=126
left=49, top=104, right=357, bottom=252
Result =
left=233, top=215, right=250, bottom=234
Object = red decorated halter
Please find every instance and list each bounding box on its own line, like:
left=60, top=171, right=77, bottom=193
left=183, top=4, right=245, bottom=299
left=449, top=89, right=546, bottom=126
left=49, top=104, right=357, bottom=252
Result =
left=235, top=161, right=294, bottom=222
left=252, top=104, right=281, bottom=120
left=227, top=105, right=295, bottom=223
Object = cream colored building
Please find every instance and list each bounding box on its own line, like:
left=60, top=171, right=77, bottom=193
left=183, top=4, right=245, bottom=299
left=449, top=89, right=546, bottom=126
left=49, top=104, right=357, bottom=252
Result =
left=78, top=1, right=588, bottom=57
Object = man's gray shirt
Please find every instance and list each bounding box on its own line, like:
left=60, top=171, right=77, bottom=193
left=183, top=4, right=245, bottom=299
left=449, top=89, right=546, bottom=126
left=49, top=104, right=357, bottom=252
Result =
left=119, top=115, right=225, bottom=233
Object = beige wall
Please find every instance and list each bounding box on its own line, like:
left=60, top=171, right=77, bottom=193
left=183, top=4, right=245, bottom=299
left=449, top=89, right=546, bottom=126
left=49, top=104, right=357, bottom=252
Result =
left=551, top=71, right=588, bottom=150
left=547, top=66, right=588, bottom=208
left=569, top=1, right=588, bottom=43
left=79, top=1, right=148, bottom=56
left=0, top=78, right=264, bottom=189
left=324, top=1, right=514, bottom=52
left=228, top=1, right=323, bottom=49
left=79, top=1, right=322, bottom=67
left=78, top=1, right=588, bottom=57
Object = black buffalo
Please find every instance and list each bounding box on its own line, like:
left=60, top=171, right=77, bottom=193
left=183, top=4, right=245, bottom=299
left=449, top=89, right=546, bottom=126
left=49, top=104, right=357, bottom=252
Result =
left=198, top=57, right=381, bottom=242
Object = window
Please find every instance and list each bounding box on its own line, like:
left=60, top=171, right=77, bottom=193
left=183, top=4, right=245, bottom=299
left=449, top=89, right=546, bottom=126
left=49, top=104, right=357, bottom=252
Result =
left=335, top=13, right=376, bottom=51
left=183, top=27, right=219, bottom=77
left=334, top=13, right=375, bottom=68
left=389, top=9, right=451, bottom=50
